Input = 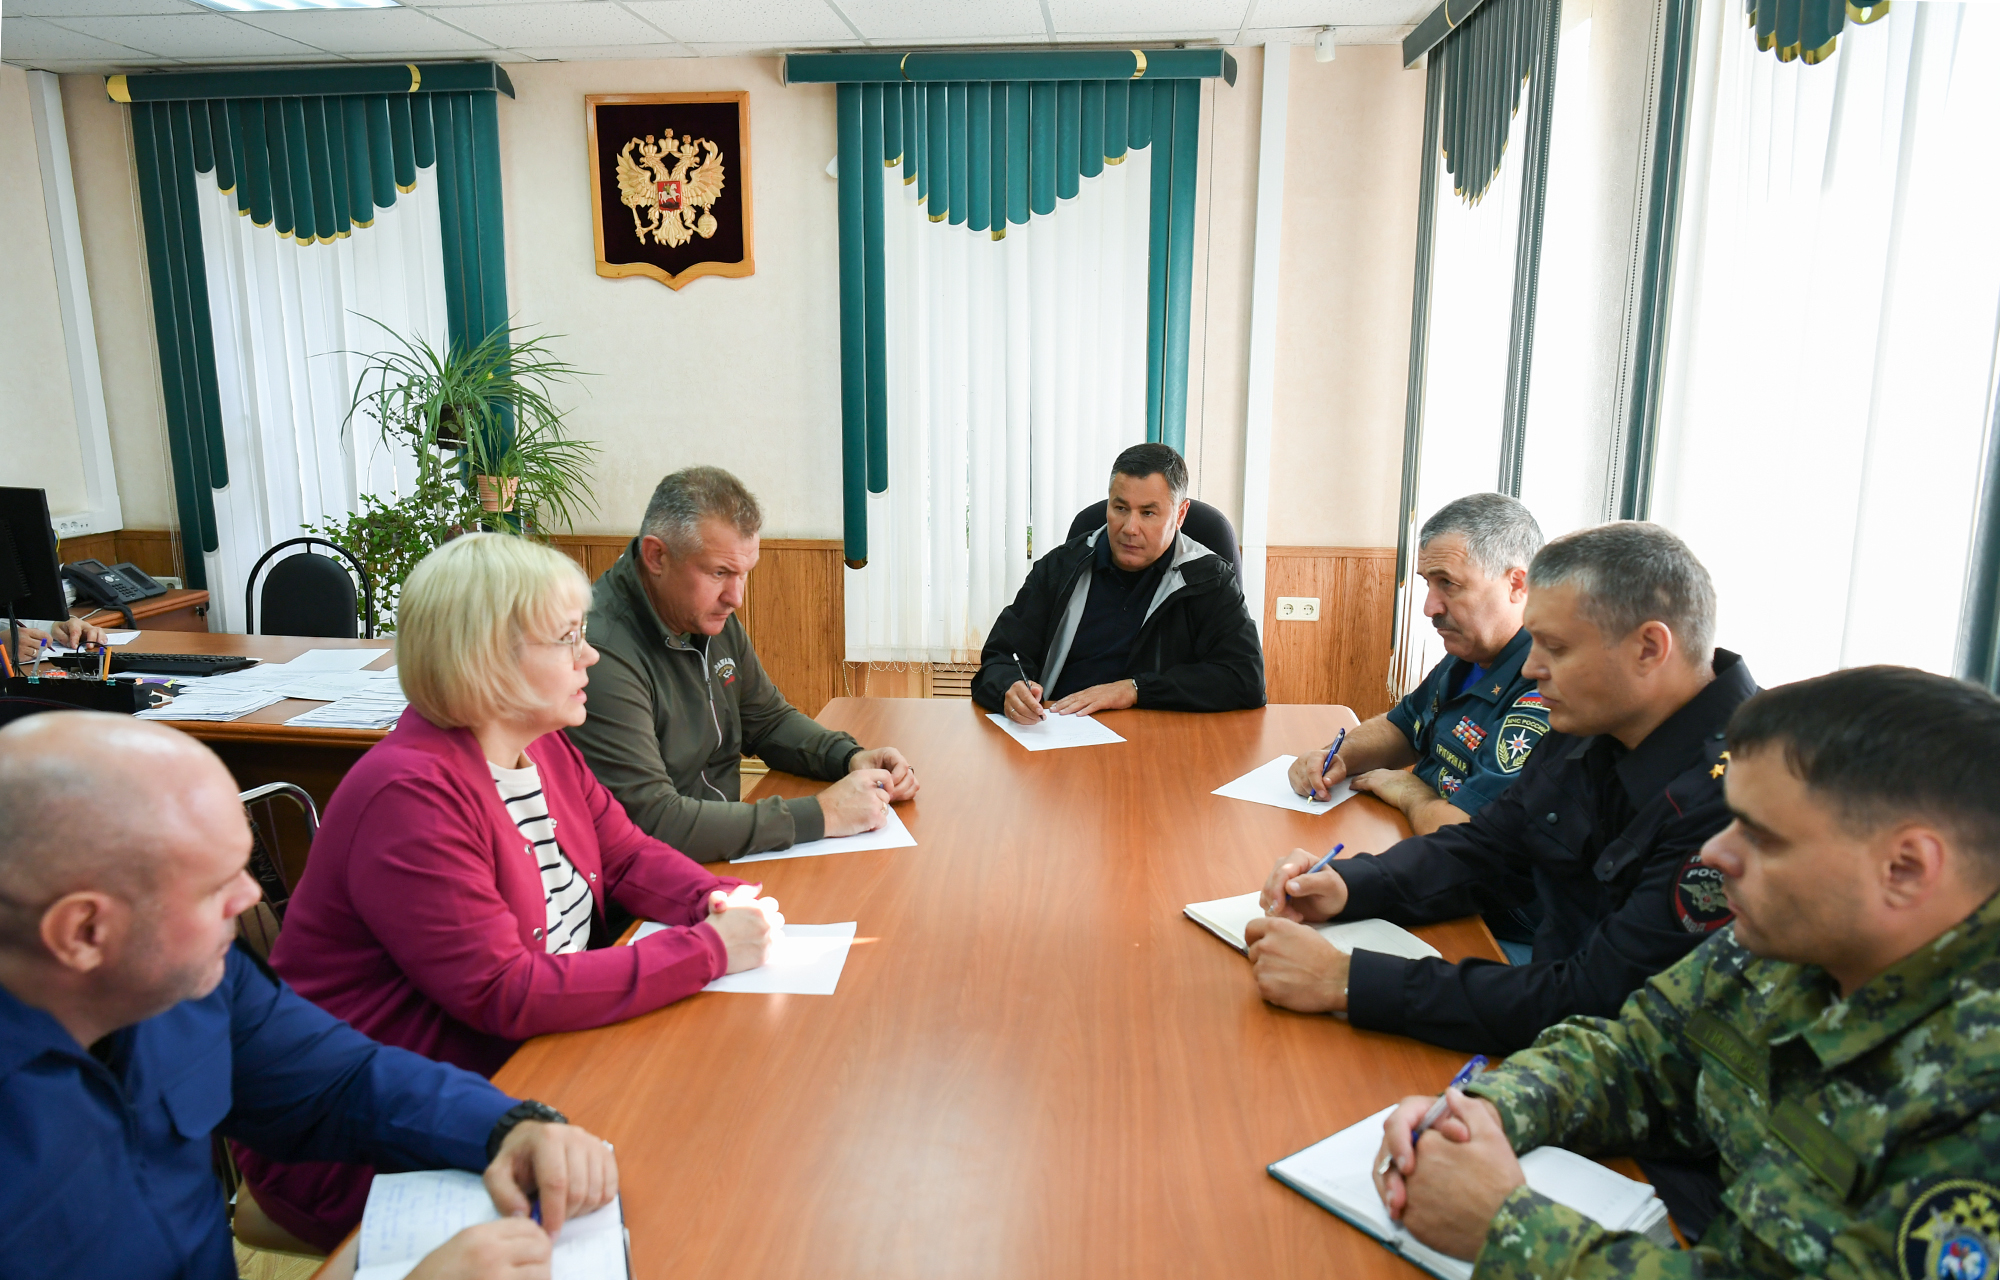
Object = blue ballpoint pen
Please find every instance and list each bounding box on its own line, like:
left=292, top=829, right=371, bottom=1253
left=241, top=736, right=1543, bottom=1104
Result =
left=1377, top=1055, right=1489, bottom=1175
left=1009, top=651, right=1045, bottom=720
left=1304, top=842, right=1345, bottom=876
left=1315, top=727, right=1348, bottom=798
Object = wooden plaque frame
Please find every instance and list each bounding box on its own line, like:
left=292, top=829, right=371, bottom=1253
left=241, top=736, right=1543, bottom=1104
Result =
left=585, top=90, right=755, bottom=290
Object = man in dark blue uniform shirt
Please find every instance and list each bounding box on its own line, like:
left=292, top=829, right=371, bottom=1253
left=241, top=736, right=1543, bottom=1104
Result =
left=0, top=712, right=619, bottom=1280
left=1290, top=493, right=1549, bottom=836
left=1248, top=523, right=1757, bottom=1058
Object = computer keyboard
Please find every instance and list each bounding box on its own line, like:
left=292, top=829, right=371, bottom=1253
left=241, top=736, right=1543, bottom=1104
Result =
left=43, top=651, right=261, bottom=678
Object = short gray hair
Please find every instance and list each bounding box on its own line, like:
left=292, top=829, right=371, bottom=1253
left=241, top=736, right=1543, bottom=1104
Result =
left=1418, top=492, right=1544, bottom=577
left=641, top=466, right=763, bottom=558
left=1529, top=521, right=1717, bottom=666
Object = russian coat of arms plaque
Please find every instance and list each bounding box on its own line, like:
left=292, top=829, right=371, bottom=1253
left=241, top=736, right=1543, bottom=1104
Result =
left=586, top=91, right=754, bottom=290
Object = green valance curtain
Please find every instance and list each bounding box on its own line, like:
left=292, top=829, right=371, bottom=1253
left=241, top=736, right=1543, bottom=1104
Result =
left=1746, top=0, right=1888, bottom=65
left=113, top=62, right=512, bottom=588
left=789, top=48, right=1233, bottom=566
left=1432, top=0, right=1547, bottom=204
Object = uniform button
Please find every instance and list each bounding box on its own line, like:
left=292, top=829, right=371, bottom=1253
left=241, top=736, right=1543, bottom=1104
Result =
left=533, top=927, right=544, bottom=939
left=1545, top=812, right=1559, bottom=825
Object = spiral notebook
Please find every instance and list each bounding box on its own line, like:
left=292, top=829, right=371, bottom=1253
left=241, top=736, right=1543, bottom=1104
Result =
left=1183, top=891, right=1441, bottom=961
left=1269, top=1105, right=1672, bottom=1280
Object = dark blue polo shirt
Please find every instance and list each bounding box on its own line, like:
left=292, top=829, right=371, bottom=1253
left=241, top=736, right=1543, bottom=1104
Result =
left=1384, top=626, right=1548, bottom=817
left=0, top=945, right=514, bottom=1280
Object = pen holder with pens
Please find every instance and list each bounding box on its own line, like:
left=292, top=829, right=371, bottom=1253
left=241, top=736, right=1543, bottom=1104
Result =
left=2, top=675, right=152, bottom=714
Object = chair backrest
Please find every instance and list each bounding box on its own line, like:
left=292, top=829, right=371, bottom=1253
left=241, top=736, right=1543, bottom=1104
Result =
left=235, top=782, right=320, bottom=961
left=246, top=537, right=375, bottom=638
left=1065, top=498, right=1244, bottom=580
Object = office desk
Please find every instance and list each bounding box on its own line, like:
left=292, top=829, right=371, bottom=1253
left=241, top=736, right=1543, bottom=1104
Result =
left=71, top=587, right=211, bottom=632
left=118, top=630, right=393, bottom=859
left=307, top=698, right=1497, bottom=1280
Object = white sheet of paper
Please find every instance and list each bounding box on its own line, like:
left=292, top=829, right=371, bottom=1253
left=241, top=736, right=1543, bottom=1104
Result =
left=985, top=711, right=1126, bottom=751
left=276, top=647, right=393, bottom=672
left=632, top=921, right=858, bottom=995
left=1183, top=891, right=1442, bottom=961
left=1212, top=754, right=1357, bottom=814
left=734, top=807, right=917, bottom=864
left=353, top=1169, right=625, bottom=1280
left=134, top=687, right=287, bottom=722
left=43, top=630, right=141, bottom=655
left=286, top=693, right=407, bottom=729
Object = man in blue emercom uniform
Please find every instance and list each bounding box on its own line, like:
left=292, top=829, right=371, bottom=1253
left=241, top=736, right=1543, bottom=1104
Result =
left=1290, top=492, right=1549, bottom=837
left=1288, top=492, right=1550, bottom=956
left=1247, top=523, right=1758, bottom=1061
left=0, top=712, right=618, bottom=1280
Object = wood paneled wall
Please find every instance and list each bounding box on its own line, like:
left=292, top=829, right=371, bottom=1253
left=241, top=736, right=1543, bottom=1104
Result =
left=70, top=529, right=1399, bottom=721
left=1262, top=546, right=1398, bottom=720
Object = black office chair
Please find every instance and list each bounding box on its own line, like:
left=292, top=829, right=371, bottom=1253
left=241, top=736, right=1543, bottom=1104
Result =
left=1065, top=498, right=1243, bottom=580
left=234, top=781, right=320, bottom=959
left=244, top=537, right=375, bottom=638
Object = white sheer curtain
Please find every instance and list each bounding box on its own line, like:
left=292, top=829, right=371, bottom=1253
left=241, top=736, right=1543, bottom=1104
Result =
left=845, top=147, right=1152, bottom=665
left=1392, top=83, right=1532, bottom=695
left=193, top=166, right=449, bottom=633
left=1651, top=1, right=2000, bottom=687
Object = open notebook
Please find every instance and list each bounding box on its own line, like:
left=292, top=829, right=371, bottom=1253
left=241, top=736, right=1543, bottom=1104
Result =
left=1184, top=891, right=1442, bottom=961
left=354, top=1169, right=628, bottom=1280
left=1270, top=1105, right=1672, bottom=1280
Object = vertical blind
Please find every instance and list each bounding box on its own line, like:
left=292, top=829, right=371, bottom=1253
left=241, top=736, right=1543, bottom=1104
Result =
left=112, top=63, right=511, bottom=588
left=791, top=49, right=1232, bottom=566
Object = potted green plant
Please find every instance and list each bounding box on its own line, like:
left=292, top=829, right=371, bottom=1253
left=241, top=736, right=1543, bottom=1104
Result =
left=310, top=322, right=599, bottom=629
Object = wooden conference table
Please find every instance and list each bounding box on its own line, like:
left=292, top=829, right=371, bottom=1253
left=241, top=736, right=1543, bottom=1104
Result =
left=316, top=696, right=1500, bottom=1279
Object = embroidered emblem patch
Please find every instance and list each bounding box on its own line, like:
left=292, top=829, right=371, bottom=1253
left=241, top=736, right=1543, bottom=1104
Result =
left=1494, top=713, right=1546, bottom=774
left=1899, top=1179, right=2000, bottom=1280
left=1437, top=771, right=1463, bottom=797
left=1673, top=852, right=1734, bottom=933
left=713, top=656, right=737, bottom=685
left=1513, top=691, right=1545, bottom=708
left=1452, top=716, right=1488, bottom=753
left=1433, top=743, right=1471, bottom=773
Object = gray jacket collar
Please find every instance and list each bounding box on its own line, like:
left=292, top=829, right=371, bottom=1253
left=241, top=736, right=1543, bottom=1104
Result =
left=1041, top=528, right=1217, bottom=695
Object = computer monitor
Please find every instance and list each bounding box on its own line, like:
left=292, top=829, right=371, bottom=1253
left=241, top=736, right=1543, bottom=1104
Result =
left=0, top=487, right=70, bottom=623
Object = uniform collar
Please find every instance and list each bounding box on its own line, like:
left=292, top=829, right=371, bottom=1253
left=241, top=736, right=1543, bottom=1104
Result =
left=1608, top=649, right=1755, bottom=804
left=0, top=979, right=87, bottom=1079
left=1439, top=626, right=1534, bottom=706
left=1792, top=887, right=2000, bottom=1070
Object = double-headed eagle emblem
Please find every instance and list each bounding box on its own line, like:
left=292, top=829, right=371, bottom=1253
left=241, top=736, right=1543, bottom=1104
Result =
left=615, top=130, right=725, bottom=248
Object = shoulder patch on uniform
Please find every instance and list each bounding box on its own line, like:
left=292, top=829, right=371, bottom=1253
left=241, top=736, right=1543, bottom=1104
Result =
left=1898, top=1178, right=2000, bottom=1280
left=1436, top=770, right=1464, bottom=797
left=1512, top=690, right=1545, bottom=708
left=1494, top=714, right=1547, bottom=774
left=1673, top=852, right=1734, bottom=933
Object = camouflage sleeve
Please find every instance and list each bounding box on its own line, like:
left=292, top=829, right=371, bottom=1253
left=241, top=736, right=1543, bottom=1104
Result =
left=1474, top=1188, right=1709, bottom=1279
left=1466, top=934, right=1733, bottom=1159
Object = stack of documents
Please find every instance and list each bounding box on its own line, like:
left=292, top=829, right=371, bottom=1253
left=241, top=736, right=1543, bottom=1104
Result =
left=1184, top=892, right=1442, bottom=961
left=286, top=693, right=408, bottom=729
left=355, top=1169, right=627, bottom=1280
left=1269, top=1105, right=1672, bottom=1279
left=135, top=685, right=287, bottom=723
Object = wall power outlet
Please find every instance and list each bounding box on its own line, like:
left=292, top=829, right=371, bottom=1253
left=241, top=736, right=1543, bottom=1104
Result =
left=1275, top=596, right=1321, bottom=622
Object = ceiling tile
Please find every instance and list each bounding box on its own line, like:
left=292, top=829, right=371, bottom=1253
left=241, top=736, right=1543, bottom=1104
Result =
left=623, top=0, right=852, bottom=43
left=1244, top=21, right=1413, bottom=42
left=0, top=12, right=153, bottom=55
left=425, top=1, right=668, bottom=46
left=836, top=0, right=1046, bottom=41
left=5, top=0, right=205, bottom=17
left=680, top=39, right=860, bottom=54
left=231, top=7, right=496, bottom=52
left=2, top=54, right=184, bottom=67
left=46, top=12, right=326, bottom=54
left=1047, top=0, right=1246, bottom=34
left=1251, top=0, right=1428, bottom=26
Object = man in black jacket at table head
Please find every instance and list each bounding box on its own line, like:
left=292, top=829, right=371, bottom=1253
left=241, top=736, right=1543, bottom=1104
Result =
left=971, top=443, right=1265, bottom=723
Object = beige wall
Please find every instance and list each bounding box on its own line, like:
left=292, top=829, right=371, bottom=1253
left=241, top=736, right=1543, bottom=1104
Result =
left=35, top=49, right=1430, bottom=554
left=1267, top=44, right=1427, bottom=548
left=0, top=64, right=88, bottom=513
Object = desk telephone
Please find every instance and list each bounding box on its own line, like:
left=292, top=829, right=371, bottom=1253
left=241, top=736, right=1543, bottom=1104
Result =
left=63, top=559, right=167, bottom=608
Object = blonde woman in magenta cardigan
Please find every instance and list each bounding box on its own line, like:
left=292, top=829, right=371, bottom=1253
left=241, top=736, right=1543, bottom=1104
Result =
left=237, top=533, right=783, bottom=1251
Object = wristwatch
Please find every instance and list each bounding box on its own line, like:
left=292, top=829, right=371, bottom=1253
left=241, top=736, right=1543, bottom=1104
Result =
left=486, top=1099, right=568, bottom=1161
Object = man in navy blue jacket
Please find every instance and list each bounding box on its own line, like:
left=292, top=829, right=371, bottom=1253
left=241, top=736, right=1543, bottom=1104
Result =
left=0, top=711, right=619, bottom=1280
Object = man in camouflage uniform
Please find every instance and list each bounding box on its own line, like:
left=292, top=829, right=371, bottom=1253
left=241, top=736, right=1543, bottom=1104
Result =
left=1369, top=665, right=2000, bottom=1277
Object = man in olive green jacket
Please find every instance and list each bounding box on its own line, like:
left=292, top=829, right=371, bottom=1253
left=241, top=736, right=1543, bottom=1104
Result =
left=568, top=467, right=918, bottom=862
